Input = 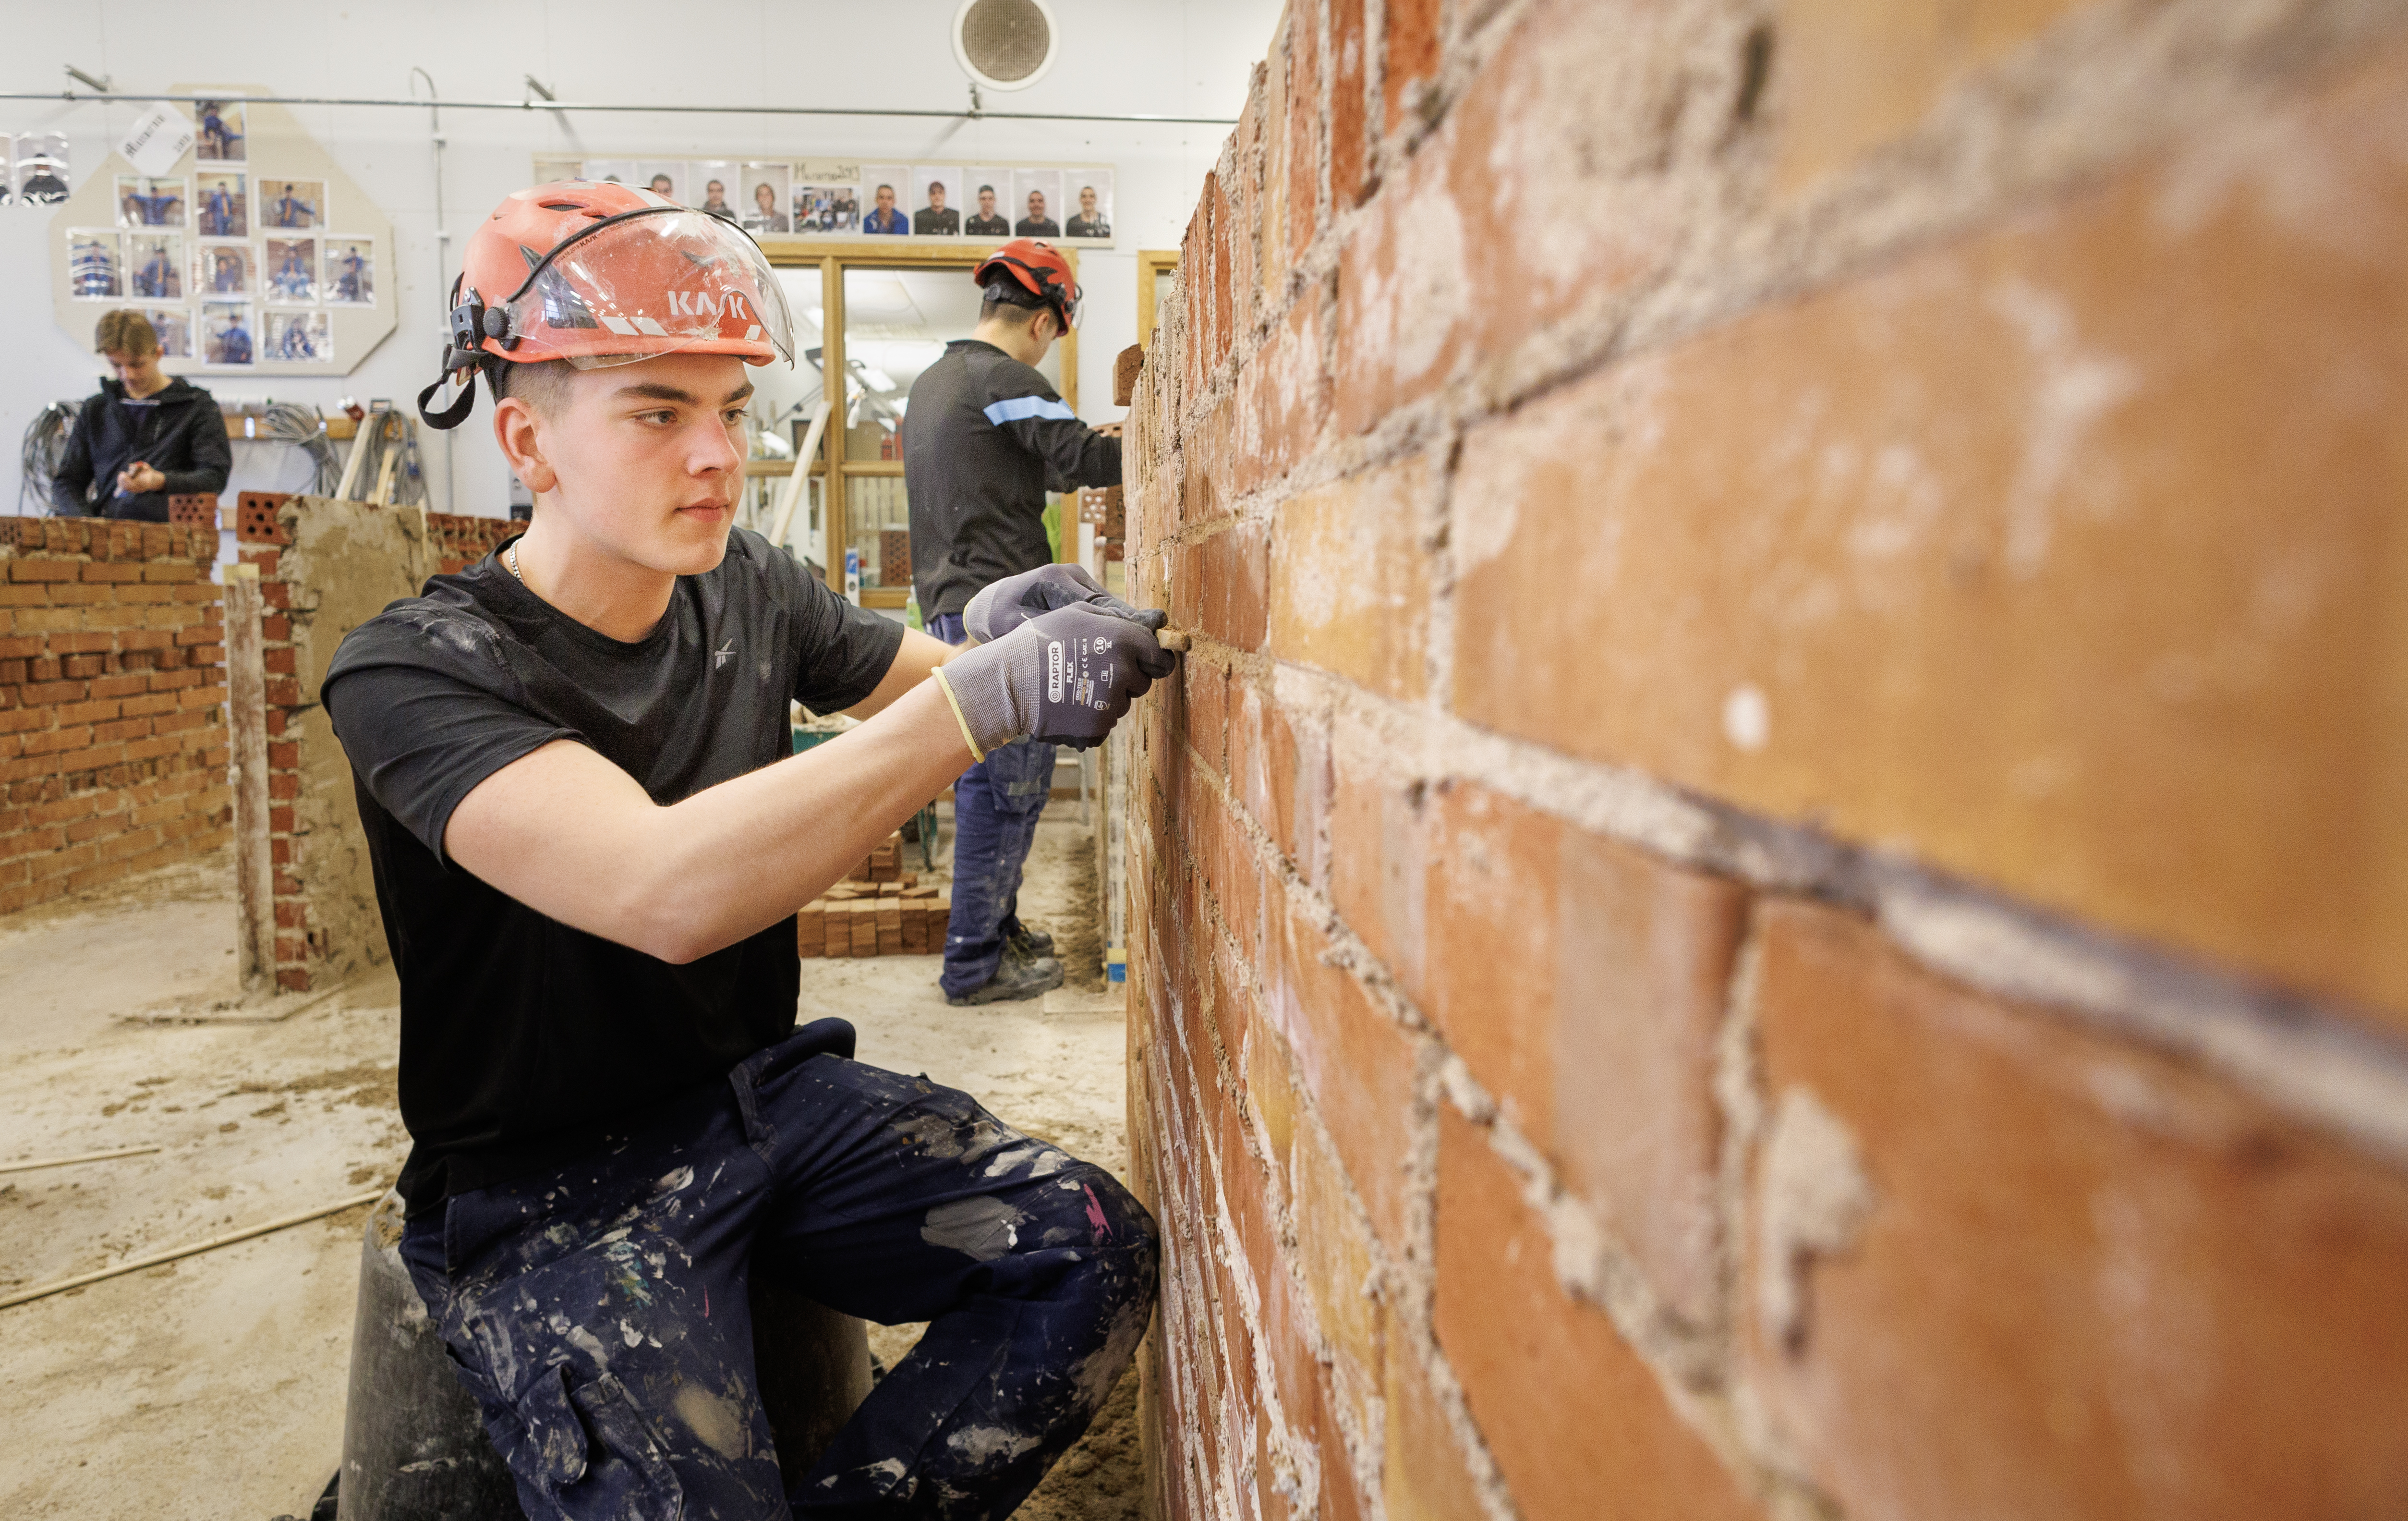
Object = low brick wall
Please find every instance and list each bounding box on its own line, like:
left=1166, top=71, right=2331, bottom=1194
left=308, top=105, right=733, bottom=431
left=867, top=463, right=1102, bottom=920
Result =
left=1123, top=2, right=2408, bottom=1519
left=0, top=518, right=227, bottom=915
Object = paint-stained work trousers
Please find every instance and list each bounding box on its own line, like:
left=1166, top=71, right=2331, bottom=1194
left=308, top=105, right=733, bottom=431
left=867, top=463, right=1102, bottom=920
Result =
left=929, top=612, right=1057, bottom=999
left=398, top=1023, right=1160, bottom=1520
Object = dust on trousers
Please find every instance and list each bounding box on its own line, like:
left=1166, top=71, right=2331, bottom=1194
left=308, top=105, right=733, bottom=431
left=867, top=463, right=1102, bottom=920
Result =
left=398, top=1025, right=1160, bottom=1519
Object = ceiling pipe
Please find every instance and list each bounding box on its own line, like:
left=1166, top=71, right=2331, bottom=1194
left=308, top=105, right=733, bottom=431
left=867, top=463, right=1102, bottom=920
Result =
left=0, top=86, right=1235, bottom=127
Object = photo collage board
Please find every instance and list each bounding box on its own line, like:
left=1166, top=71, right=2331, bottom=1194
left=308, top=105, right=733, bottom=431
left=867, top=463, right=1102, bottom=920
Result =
left=59, top=98, right=379, bottom=369
left=543, top=156, right=1116, bottom=245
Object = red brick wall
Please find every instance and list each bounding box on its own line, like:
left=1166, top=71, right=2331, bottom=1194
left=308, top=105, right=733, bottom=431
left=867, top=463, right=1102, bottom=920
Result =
left=1122, top=2, right=2408, bottom=1518
left=0, top=518, right=227, bottom=915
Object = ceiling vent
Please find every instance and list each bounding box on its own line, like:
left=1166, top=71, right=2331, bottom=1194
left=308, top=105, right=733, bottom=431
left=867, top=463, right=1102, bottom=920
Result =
left=952, top=0, right=1059, bottom=93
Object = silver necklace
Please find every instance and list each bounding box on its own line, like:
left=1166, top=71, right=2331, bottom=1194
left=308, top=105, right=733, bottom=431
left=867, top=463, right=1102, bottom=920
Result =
left=506, top=542, right=525, bottom=583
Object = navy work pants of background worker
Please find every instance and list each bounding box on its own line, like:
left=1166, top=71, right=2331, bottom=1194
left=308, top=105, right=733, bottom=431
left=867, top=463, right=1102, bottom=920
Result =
left=929, top=612, right=1056, bottom=998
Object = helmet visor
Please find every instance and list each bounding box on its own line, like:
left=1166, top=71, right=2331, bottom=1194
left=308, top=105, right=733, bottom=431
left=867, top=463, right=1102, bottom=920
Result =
left=496, top=206, right=796, bottom=370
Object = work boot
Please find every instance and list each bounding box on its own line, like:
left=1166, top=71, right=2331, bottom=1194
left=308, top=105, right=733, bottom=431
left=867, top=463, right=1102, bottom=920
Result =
left=1006, top=924, right=1055, bottom=959
left=946, top=950, right=1065, bottom=1005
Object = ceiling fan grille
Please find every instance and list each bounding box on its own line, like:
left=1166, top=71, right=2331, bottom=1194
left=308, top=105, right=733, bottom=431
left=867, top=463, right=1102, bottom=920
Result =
left=958, top=0, right=1054, bottom=86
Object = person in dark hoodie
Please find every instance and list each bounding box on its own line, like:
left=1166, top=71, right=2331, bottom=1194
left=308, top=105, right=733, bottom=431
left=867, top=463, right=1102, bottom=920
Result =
left=50, top=311, right=231, bottom=522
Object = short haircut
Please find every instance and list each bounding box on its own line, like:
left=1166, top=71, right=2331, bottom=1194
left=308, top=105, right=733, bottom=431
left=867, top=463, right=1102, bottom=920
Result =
left=488, top=356, right=577, bottom=417
left=930, top=181, right=944, bottom=193
left=979, top=291, right=1044, bottom=328
left=978, top=183, right=995, bottom=194
left=876, top=183, right=894, bottom=195
left=94, top=309, right=159, bottom=358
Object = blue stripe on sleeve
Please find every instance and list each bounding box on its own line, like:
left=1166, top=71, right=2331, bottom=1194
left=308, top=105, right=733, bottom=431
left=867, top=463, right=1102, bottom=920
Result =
left=983, top=395, right=1078, bottom=426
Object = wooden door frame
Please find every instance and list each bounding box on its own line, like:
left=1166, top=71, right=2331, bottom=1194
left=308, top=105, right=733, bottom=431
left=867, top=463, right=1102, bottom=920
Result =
left=764, top=241, right=1079, bottom=601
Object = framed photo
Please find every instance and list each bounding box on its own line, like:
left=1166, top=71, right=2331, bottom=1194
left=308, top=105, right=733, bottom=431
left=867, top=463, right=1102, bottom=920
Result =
left=911, top=167, right=964, bottom=237
left=690, top=162, right=739, bottom=224
left=195, top=241, right=255, bottom=297
left=1063, top=170, right=1114, bottom=242
left=67, top=230, right=122, bottom=300
left=194, top=171, right=247, bottom=237
left=636, top=160, right=686, bottom=204
left=323, top=237, right=375, bottom=305
left=794, top=182, right=859, bottom=236
left=264, top=236, right=318, bottom=304
left=202, top=302, right=254, bottom=365
left=264, top=310, right=331, bottom=362
left=142, top=308, right=193, bottom=360
left=259, top=179, right=325, bottom=231
left=860, top=166, right=911, bottom=236
left=1011, top=169, right=1063, bottom=238
left=127, top=233, right=184, bottom=300
left=962, top=168, right=1014, bottom=238
left=581, top=158, right=636, bottom=188
left=193, top=99, right=246, bottom=162
left=18, top=134, right=70, bottom=205
left=116, top=175, right=187, bottom=229
left=740, top=162, right=792, bottom=235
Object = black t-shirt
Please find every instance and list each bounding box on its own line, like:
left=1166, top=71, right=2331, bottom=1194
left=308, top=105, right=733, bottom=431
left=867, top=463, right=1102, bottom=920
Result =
left=323, top=527, right=904, bottom=1215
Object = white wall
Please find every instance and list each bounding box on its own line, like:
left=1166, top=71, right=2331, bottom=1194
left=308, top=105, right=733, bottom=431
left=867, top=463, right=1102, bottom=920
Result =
left=0, top=0, right=1274, bottom=516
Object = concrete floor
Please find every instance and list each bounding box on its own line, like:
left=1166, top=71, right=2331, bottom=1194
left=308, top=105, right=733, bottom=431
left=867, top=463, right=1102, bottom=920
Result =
left=0, top=801, right=1137, bottom=1519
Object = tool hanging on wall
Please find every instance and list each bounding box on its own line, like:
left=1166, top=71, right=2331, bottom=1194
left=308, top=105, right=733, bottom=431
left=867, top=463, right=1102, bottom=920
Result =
left=16, top=401, right=79, bottom=514
left=335, top=409, right=425, bottom=507
left=767, top=399, right=834, bottom=563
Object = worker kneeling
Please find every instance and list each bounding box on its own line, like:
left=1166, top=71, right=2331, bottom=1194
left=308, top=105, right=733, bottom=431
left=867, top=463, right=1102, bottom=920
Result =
left=325, top=182, right=1172, bottom=1518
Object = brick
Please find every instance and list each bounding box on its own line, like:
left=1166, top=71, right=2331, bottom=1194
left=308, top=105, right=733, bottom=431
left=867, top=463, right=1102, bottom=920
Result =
left=1450, top=50, right=2408, bottom=1023
left=1237, top=289, right=1333, bottom=497
left=141, top=561, right=198, bottom=583
left=1265, top=905, right=1419, bottom=1250
left=1381, top=1344, right=1485, bottom=1521
left=1293, top=1118, right=1380, bottom=1427
left=1435, top=1106, right=1762, bottom=1521
left=1268, top=458, right=1428, bottom=698
left=1336, top=0, right=1686, bottom=434
left=1381, top=0, right=1441, bottom=134
left=80, top=561, right=141, bottom=583
left=1331, top=0, right=1369, bottom=204
left=1744, top=900, right=2408, bottom=1520
left=9, top=559, right=80, bottom=583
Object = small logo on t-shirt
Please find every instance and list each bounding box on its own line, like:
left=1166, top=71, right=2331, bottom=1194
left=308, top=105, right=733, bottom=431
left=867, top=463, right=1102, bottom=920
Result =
left=714, top=639, right=734, bottom=670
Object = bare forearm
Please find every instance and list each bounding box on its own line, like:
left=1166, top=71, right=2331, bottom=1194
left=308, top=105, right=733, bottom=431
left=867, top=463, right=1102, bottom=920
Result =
left=447, top=679, right=971, bottom=962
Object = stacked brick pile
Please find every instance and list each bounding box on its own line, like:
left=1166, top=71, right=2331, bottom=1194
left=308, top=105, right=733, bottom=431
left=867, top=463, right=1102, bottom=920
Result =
left=798, top=830, right=946, bottom=959
left=1122, top=2, right=2408, bottom=1520
left=426, top=512, right=518, bottom=575
left=0, top=517, right=227, bottom=915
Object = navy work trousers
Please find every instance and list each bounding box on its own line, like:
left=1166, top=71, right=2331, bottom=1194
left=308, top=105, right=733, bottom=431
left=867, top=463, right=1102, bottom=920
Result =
left=929, top=612, right=1057, bottom=998
left=398, top=1026, right=1159, bottom=1519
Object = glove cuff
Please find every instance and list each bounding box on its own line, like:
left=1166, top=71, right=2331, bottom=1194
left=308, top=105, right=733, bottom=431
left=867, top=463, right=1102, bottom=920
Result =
left=929, top=667, right=987, bottom=763
left=931, top=642, right=1026, bottom=755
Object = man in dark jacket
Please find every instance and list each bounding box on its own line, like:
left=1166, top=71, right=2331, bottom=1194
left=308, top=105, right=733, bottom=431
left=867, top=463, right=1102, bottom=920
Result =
left=906, top=239, right=1127, bottom=1005
left=51, top=311, right=230, bottom=523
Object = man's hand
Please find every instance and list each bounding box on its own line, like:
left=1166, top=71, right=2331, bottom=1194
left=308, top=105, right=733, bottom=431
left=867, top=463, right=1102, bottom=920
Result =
left=963, top=564, right=1164, bottom=644
left=936, top=605, right=1177, bottom=752
left=117, top=461, right=166, bottom=494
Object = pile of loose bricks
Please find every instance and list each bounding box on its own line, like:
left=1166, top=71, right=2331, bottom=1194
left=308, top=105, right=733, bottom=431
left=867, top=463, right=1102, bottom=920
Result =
left=1122, top=2, right=2408, bottom=1520
left=797, top=831, right=948, bottom=958
left=0, top=517, right=227, bottom=915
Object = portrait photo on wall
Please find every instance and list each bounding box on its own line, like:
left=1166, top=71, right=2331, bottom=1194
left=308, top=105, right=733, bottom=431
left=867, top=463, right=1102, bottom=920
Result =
left=1064, top=170, right=1114, bottom=241
left=195, top=241, right=255, bottom=297
left=194, top=171, right=247, bottom=237
left=260, top=179, right=325, bottom=231
left=116, top=176, right=187, bottom=229
left=794, top=182, right=859, bottom=235
left=143, top=308, right=193, bottom=360
left=581, top=158, right=636, bottom=188
left=18, top=134, right=70, bottom=205
left=741, top=162, right=792, bottom=235
left=127, top=234, right=184, bottom=300
left=265, top=309, right=331, bottom=362
left=859, top=167, right=911, bottom=235
left=323, top=237, right=375, bottom=304
left=911, top=166, right=963, bottom=237
left=194, top=99, right=245, bottom=161
left=1012, top=169, right=1063, bottom=238
left=265, top=237, right=318, bottom=304
left=202, top=302, right=254, bottom=365
left=690, top=162, right=739, bottom=223
left=962, top=169, right=1014, bottom=237
left=636, top=160, right=686, bottom=204
left=66, top=231, right=121, bottom=300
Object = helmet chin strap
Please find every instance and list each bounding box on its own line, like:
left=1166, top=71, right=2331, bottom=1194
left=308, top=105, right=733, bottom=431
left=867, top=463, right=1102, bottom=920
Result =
left=417, top=353, right=485, bottom=430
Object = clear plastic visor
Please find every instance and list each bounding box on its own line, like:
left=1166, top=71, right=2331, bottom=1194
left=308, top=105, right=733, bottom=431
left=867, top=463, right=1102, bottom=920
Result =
left=498, top=208, right=797, bottom=369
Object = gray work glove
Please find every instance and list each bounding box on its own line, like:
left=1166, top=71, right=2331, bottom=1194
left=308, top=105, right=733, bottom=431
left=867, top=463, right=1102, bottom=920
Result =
left=935, top=605, right=1178, bottom=753
left=962, top=564, right=1166, bottom=644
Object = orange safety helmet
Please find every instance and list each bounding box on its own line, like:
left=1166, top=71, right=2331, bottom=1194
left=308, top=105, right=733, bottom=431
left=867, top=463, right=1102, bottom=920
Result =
left=417, top=180, right=795, bottom=429
left=973, top=238, right=1081, bottom=332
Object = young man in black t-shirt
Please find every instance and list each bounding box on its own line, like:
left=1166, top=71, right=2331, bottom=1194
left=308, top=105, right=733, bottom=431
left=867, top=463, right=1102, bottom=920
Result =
left=336, top=181, right=1176, bottom=1518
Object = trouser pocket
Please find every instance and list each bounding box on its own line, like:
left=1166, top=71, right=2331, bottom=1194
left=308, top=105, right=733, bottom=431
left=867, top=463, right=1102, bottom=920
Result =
left=511, top=1361, right=687, bottom=1519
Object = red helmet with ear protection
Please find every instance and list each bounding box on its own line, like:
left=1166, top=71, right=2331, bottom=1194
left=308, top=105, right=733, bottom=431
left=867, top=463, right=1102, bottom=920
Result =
left=973, top=238, right=1081, bottom=331
left=418, top=180, right=795, bottom=428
